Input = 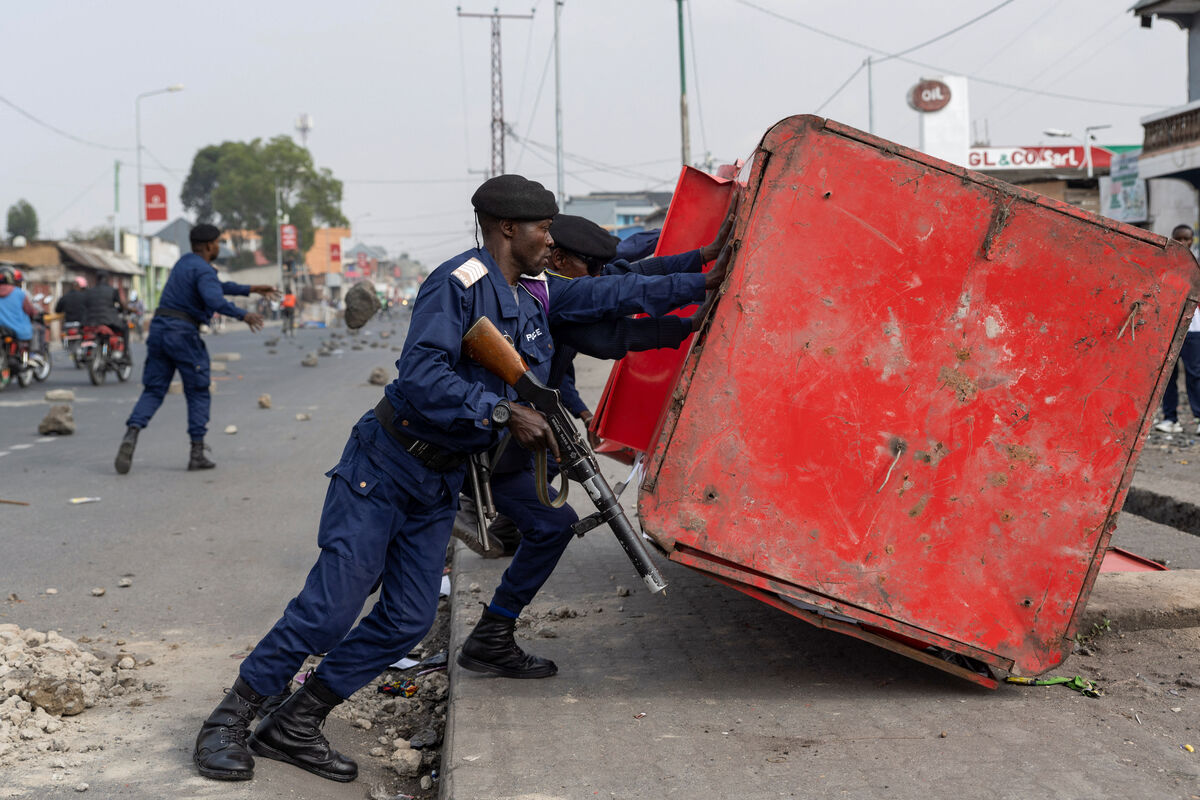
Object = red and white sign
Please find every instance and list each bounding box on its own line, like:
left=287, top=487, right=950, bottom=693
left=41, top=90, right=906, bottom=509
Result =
left=907, top=80, right=952, bottom=113
left=329, top=242, right=341, bottom=263
left=144, top=184, right=168, bottom=222
left=968, top=146, right=1114, bottom=171
left=280, top=223, right=298, bottom=251
left=356, top=251, right=371, bottom=276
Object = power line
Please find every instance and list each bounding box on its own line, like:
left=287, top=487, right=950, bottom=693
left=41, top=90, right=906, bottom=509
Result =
left=985, top=14, right=1127, bottom=118
left=815, top=60, right=868, bottom=114
left=0, top=94, right=131, bottom=152
left=141, top=147, right=185, bottom=178
left=43, top=166, right=113, bottom=228
left=514, top=37, right=555, bottom=171
left=970, top=0, right=1064, bottom=74
left=879, top=0, right=1016, bottom=62
left=733, top=0, right=1169, bottom=110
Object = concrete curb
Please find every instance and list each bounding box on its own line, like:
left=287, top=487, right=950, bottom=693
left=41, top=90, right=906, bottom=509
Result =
left=1124, top=481, right=1200, bottom=536
left=1080, top=569, right=1200, bottom=633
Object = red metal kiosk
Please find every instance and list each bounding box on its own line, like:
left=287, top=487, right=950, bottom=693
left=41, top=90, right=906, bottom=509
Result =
left=595, top=115, right=1199, bottom=687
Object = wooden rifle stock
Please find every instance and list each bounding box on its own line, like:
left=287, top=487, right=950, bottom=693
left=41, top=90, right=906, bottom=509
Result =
left=462, top=317, right=528, bottom=387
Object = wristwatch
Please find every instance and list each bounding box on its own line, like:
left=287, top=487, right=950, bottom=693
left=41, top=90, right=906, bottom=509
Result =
left=490, top=399, right=512, bottom=427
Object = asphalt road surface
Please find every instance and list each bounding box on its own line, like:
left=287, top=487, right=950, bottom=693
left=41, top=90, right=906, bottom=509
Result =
left=1, top=318, right=411, bottom=799
left=2, top=314, right=1199, bottom=799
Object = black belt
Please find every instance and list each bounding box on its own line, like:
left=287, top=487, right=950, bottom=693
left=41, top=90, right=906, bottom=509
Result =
left=155, top=308, right=200, bottom=327
left=374, top=398, right=468, bottom=472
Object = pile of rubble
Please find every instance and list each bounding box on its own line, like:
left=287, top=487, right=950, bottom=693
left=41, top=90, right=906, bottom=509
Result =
left=0, top=624, right=144, bottom=762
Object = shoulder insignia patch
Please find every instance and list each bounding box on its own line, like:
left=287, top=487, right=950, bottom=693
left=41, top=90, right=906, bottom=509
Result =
left=451, top=258, right=488, bottom=288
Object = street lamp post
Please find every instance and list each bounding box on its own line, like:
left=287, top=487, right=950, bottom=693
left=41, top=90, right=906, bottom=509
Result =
left=1043, top=124, right=1111, bottom=179
left=136, top=84, right=183, bottom=309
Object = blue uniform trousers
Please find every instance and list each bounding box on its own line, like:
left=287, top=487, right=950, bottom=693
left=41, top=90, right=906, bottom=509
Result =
left=1162, top=331, right=1200, bottom=423
left=487, top=463, right=579, bottom=615
left=239, top=415, right=462, bottom=700
left=126, top=317, right=212, bottom=440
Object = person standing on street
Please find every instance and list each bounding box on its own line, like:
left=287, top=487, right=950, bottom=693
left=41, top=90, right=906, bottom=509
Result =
left=280, top=288, right=297, bottom=336
left=115, top=224, right=273, bottom=474
left=190, top=175, right=720, bottom=786
left=1156, top=224, right=1200, bottom=435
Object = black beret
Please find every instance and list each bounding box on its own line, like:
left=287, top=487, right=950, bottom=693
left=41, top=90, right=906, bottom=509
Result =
left=549, top=214, right=619, bottom=262
left=471, top=174, right=558, bottom=221
left=189, top=223, right=221, bottom=243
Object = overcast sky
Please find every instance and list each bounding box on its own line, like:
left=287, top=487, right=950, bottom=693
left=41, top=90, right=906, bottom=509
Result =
left=1, top=0, right=1186, bottom=266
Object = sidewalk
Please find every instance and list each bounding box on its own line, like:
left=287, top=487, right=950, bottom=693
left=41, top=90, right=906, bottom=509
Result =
left=441, top=355, right=1200, bottom=800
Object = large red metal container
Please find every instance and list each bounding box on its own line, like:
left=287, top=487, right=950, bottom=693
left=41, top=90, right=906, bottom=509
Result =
left=636, top=115, right=1200, bottom=686
left=592, top=166, right=734, bottom=453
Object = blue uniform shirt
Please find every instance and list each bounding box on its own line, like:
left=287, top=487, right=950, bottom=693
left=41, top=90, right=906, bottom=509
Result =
left=384, top=247, right=707, bottom=455
left=157, top=252, right=251, bottom=324
left=547, top=248, right=707, bottom=416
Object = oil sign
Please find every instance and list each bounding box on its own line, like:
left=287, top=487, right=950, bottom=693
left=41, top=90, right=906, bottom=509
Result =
left=907, top=79, right=951, bottom=112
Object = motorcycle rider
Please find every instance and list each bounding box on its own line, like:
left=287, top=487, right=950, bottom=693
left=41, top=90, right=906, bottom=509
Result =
left=83, top=273, right=130, bottom=360
left=55, top=276, right=89, bottom=323
left=0, top=266, right=36, bottom=345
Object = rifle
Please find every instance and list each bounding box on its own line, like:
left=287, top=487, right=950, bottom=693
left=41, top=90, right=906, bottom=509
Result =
left=462, top=316, right=668, bottom=595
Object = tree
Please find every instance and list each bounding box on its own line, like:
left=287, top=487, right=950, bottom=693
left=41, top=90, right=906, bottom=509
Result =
left=181, top=136, right=348, bottom=262
left=6, top=199, right=39, bottom=242
left=66, top=225, right=115, bottom=249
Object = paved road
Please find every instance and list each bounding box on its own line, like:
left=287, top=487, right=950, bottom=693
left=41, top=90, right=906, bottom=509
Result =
left=1, top=318, right=412, bottom=799
left=3, top=317, right=1198, bottom=800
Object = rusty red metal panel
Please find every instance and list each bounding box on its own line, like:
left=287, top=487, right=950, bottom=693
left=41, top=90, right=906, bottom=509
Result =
left=639, top=115, right=1200, bottom=681
left=591, top=167, right=733, bottom=453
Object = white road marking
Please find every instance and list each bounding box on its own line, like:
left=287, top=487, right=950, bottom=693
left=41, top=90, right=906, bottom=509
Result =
left=37, top=437, right=57, bottom=443
left=9, top=444, right=33, bottom=450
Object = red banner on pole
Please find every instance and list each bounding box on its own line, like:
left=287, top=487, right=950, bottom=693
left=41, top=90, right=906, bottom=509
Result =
left=144, top=184, right=168, bottom=222
left=356, top=251, right=370, bottom=276
left=280, top=224, right=298, bottom=251
left=329, top=242, right=341, bottom=263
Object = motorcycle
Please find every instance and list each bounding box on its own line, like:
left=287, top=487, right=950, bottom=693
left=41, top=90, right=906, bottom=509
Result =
left=62, top=320, right=87, bottom=368
left=0, top=323, right=47, bottom=388
left=29, top=318, right=51, bottom=382
left=82, top=317, right=134, bottom=385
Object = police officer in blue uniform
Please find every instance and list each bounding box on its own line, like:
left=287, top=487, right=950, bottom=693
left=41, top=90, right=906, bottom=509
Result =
left=462, top=209, right=735, bottom=555
left=115, top=224, right=271, bottom=474
left=191, top=175, right=718, bottom=785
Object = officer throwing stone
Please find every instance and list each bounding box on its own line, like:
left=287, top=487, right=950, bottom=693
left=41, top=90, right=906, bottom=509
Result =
left=114, top=224, right=272, bottom=474
left=191, top=175, right=718, bottom=784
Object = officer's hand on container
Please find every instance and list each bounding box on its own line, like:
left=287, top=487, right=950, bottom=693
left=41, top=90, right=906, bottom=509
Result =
left=508, top=404, right=560, bottom=460
left=579, top=410, right=603, bottom=449
left=686, top=291, right=719, bottom=331
left=700, top=193, right=739, bottom=263
left=703, top=241, right=736, bottom=290
left=243, top=312, right=265, bottom=332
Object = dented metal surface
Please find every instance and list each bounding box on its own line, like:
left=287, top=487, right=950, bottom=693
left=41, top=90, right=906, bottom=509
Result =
left=636, top=115, right=1200, bottom=683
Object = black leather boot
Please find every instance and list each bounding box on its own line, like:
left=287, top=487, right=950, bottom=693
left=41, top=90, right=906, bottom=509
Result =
left=114, top=426, right=139, bottom=475
left=188, top=440, right=216, bottom=470
left=457, top=609, right=557, bottom=678
left=254, top=686, right=292, bottom=720
left=249, top=674, right=358, bottom=783
left=193, top=676, right=264, bottom=781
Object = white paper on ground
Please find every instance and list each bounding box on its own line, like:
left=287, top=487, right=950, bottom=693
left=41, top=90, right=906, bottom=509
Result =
left=389, top=657, right=420, bottom=670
